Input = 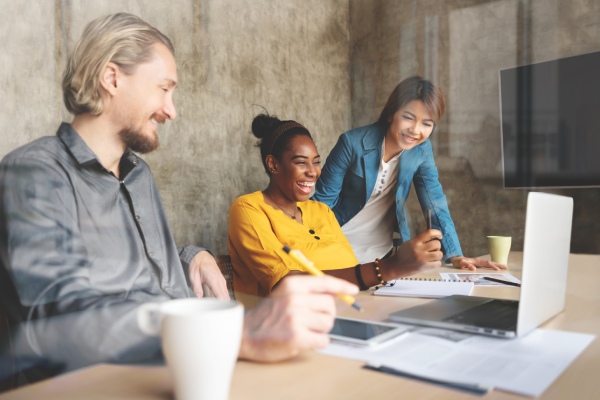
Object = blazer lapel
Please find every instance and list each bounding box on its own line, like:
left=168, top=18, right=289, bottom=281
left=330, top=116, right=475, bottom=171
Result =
left=398, top=144, right=425, bottom=186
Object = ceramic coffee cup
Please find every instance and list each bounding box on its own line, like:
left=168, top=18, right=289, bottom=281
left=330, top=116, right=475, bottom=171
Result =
left=487, top=236, right=512, bottom=265
left=138, top=298, right=244, bottom=400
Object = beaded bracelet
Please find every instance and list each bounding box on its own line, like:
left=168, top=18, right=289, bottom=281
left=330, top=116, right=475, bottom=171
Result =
left=373, top=258, right=386, bottom=287
left=354, top=264, right=369, bottom=291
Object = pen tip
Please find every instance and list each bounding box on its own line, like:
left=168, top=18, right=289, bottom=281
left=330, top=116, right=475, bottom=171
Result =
left=352, top=303, right=364, bottom=312
left=282, top=245, right=291, bottom=253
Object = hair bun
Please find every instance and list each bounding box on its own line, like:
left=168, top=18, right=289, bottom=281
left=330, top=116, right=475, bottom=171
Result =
left=252, top=113, right=281, bottom=139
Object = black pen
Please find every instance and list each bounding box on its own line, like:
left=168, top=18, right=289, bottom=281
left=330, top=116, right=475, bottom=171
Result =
left=483, top=277, right=521, bottom=287
left=426, top=209, right=432, bottom=230
left=364, top=364, right=491, bottom=395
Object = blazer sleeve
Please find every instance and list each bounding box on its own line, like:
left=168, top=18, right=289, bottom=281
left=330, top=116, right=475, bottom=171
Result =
left=412, top=141, right=463, bottom=262
left=313, top=133, right=353, bottom=208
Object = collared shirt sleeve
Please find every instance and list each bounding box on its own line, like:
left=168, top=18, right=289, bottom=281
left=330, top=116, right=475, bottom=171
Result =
left=178, top=245, right=213, bottom=265
left=177, top=245, right=215, bottom=285
left=0, top=124, right=192, bottom=376
left=0, top=154, right=162, bottom=373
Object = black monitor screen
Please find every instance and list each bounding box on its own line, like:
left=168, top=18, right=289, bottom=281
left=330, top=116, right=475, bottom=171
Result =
left=500, top=51, right=600, bottom=188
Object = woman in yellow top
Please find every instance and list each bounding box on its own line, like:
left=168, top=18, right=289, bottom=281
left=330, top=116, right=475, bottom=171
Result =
left=228, top=114, right=444, bottom=297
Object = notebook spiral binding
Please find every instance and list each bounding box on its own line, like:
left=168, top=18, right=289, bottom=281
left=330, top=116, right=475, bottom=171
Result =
left=378, top=277, right=467, bottom=288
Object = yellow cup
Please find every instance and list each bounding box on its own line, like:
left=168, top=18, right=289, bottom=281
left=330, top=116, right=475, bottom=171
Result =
left=487, top=236, right=512, bottom=265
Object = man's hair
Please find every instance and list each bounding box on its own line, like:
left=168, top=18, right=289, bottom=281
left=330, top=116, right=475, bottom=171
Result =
left=62, top=13, right=174, bottom=116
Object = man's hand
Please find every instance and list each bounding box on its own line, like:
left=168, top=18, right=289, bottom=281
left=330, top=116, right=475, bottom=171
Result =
left=450, top=256, right=509, bottom=271
left=188, top=251, right=230, bottom=300
left=238, top=275, right=358, bottom=362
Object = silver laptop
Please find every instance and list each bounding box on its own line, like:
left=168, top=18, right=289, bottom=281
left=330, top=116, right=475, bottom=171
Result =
left=389, top=192, right=573, bottom=338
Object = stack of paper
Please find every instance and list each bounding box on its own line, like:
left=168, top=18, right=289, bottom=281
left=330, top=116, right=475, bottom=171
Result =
left=320, top=329, right=595, bottom=397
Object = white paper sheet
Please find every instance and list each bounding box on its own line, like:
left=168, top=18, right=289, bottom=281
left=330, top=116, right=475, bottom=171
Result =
left=439, top=272, right=521, bottom=286
left=320, top=328, right=594, bottom=397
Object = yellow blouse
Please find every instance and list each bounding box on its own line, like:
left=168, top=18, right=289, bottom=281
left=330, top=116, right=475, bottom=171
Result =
left=228, top=191, right=359, bottom=297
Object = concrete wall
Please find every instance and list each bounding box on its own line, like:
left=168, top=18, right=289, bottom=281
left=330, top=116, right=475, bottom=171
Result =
left=350, top=0, right=600, bottom=256
left=0, top=0, right=351, bottom=254
left=2, top=0, right=599, bottom=258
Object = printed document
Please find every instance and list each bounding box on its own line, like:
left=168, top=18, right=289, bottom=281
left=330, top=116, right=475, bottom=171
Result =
left=320, top=328, right=594, bottom=397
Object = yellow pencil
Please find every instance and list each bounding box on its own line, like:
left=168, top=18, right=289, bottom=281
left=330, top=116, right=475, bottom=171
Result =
left=282, top=245, right=363, bottom=312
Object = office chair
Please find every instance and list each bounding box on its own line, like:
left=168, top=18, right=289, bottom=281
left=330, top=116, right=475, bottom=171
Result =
left=0, top=304, right=18, bottom=393
left=215, top=255, right=235, bottom=300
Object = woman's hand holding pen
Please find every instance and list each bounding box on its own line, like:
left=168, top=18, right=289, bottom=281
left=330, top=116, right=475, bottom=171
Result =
left=424, top=210, right=508, bottom=271
left=449, top=256, right=508, bottom=271
left=380, top=229, right=444, bottom=279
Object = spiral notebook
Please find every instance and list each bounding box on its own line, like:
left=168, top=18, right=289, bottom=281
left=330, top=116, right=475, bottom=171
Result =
left=374, top=278, right=474, bottom=298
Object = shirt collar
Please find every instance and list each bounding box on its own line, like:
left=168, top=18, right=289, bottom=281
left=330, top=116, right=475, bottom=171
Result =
left=120, top=149, right=140, bottom=178
left=381, top=136, right=404, bottom=162
left=57, top=122, right=98, bottom=166
left=56, top=122, right=140, bottom=176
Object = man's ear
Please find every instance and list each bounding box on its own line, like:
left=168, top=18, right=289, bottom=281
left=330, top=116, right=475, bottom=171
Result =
left=99, top=62, right=120, bottom=96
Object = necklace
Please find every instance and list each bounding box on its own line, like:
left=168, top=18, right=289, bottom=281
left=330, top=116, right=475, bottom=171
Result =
left=264, top=192, right=299, bottom=219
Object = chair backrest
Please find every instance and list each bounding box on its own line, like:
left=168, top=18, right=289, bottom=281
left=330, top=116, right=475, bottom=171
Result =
left=0, top=304, right=18, bottom=392
left=215, top=255, right=235, bottom=300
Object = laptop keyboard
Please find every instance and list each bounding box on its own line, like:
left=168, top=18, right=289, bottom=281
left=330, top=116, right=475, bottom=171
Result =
left=444, top=300, right=519, bottom=330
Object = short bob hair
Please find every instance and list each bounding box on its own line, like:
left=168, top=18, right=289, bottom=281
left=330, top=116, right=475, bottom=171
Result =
left=62, top=13, right=174, bottom=116
left=378, top=76, right=446, bottom=125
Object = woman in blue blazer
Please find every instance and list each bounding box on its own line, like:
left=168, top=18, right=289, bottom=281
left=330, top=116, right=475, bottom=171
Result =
left=313, top=76, right=506, bottom=271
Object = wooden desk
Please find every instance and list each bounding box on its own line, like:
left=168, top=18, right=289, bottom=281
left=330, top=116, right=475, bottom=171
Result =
left=1, top=253, right=598, bottom=400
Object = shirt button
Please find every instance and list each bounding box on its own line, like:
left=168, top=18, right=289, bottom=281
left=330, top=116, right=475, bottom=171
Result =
left=309, top=229, right=315, bottom=234
left=149, top=251, right=155, bottom=257
left=135, top=214, right=141, bottom=220
left=314, top=236, right=320, bottom=240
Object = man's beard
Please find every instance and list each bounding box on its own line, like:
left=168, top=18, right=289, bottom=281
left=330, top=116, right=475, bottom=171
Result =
left=119, top=128, right=159, bottom=154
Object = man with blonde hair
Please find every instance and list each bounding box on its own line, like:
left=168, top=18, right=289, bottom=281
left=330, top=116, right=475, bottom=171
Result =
left=0, top=12, right=357, bottom=384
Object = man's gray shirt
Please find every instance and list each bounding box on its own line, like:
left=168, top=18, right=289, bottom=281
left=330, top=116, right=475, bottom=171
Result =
left=0, top=123, right=207, bottom=374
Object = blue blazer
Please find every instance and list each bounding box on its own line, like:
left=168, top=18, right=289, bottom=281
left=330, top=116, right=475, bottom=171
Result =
left=313, top=122, right=462, bottom=262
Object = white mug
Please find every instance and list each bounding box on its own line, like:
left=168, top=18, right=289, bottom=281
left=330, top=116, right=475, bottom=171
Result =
left=137, top=298, right=244, bottom=400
